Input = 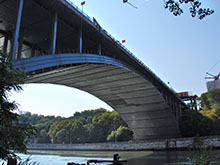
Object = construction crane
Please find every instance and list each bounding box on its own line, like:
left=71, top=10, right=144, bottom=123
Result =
left=205, top=59, right=220, bottom=91
left=205, top=72, right=220, bottom=89
left=123, top=0, right=138, bottom=9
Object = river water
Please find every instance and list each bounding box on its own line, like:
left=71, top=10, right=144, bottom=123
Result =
left=10, top=149, right=220, bottom=165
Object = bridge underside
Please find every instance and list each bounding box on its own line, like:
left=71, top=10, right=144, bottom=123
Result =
left=13, top=54, right=181, bottom=140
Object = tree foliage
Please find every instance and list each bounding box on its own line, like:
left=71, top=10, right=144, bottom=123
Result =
left=19, top=109, right=133, bottom=144
left=200, top=109, right=218, bottom=121
left=48, top=118, right=88, bottom=143
left=72, top=108, right=107, bottom=119
left=87, top=111, right=128, bottom=142
left=107, top=126, right=133, bottom=142
left=179, top=110, right=218, bottom=137
left=207, top=88, right=220, bottom=112
left=18, top=111, right=63, bottom=125
left=0, top=50, right=34, bottom=160
left=200, top=88, right=220, bottom=116
left=200, top=92, right=211, bottom=110
left=34, top=122, right=51, bottom=143
left=180, top=89, right=220, bottom=137
left=164, top=0, right=214, bottom=19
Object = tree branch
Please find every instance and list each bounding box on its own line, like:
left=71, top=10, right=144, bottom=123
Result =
left=164, top=0, right=214, bottom=19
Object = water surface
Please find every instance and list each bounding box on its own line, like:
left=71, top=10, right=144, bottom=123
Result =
left=8, top=150, right=220, bottom=165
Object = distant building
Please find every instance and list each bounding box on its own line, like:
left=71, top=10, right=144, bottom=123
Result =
left=206, top=79, right=220, bottom=91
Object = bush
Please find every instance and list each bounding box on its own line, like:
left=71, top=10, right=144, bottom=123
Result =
left=179, top=110, right=218, bottom=137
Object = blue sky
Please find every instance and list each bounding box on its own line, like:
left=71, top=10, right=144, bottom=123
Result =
left=10, top=0, right=220, bottom=117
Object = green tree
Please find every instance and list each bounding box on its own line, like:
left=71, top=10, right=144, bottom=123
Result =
left=107, top=126, right=133, bottom=142
left=200, top=92, right=211, bottom=110
left=179, top=110, right=218, bottom=137
left=0, top=50, right=34, bottom=160
left=207, top=88, right=220, bottom=112
left=18, top=112, right=60, bottom=125
left=87, top=111, right=128, bottom=142
left=200, top=88, right=220, bottom=120
left=48, top=120, right=68, bottom=143
left=19, top=109, right=132, bottom=144
left=69, top=118, right=88, bottom=143
left=34, top=122, right=51, bottom=143
left=72, top=108, right=107, bottom=119
left=48, top=118, right=88, bottom=143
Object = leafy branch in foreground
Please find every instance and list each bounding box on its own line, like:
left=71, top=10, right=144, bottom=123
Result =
left=0, top=50, right=34, bottom=160
left=164, top=0, right=214, bottom=19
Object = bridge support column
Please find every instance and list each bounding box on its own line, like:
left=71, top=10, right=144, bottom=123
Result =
left=98, top=43, right=101, bottom=55
left=11, top=0, right=24, bottom=60
left=31, top=46, right=35, bottom=57
left=17, top=28, right=24, bottom=59
left=3, top=34, right=9, bottom=54
left=50, top=12, right=58, bottom=55
left=79, top=24, right=82, bottom=53
left=175, top=102, right=181, bottom=121
left=179, top=103, right=182, bottom=117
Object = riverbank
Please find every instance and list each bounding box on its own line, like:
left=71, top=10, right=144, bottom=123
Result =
left=27, top=136, right=220, bottom=151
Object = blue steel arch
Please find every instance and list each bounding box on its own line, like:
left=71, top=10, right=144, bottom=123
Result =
left=13, top=54, right=130, bottom=73
left=13, top=53, right=181, bottom=140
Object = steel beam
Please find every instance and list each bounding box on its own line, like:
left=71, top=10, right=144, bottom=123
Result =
left=11, top=0, right=24, bottom=60
left=50, top=12, right=58, bottom=55
left=79, top=21, right=82, bottom=53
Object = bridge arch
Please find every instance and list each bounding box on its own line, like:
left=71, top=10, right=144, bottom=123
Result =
left=13, top=53, right=181, bottom=140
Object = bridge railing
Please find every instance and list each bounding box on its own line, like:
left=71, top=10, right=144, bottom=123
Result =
left=64, top=0, right=169, bottom=91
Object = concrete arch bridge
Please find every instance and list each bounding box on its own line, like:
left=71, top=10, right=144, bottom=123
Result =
left=0, top=0, right=185, bottom=140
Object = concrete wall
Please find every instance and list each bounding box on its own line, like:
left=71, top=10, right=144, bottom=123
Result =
left=28, top=136, right=220, bottom=151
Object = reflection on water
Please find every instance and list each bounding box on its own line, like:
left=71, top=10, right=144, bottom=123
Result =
left=14, top=150, right=220, bottom=165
